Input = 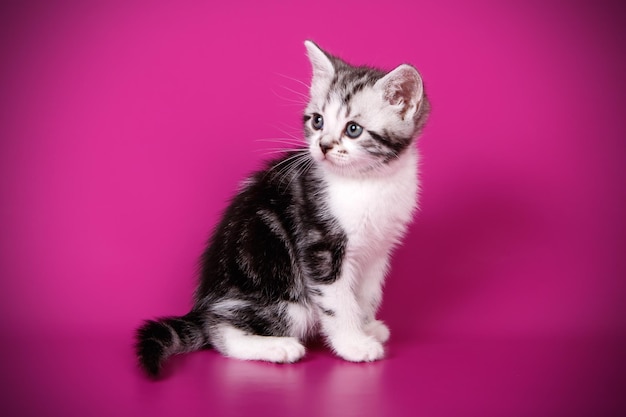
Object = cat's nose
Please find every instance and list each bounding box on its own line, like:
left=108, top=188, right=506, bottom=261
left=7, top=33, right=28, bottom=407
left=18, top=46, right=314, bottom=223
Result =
left=320, top=142, right=333, bottom=155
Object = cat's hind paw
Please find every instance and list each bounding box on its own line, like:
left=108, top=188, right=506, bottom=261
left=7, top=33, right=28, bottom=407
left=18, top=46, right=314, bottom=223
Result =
left=265, top=337, right=307, bottom=363
left=215, top=325, right=306, bottom=363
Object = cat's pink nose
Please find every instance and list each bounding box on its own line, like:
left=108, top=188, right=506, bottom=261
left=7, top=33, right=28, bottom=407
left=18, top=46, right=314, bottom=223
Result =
left=320, top=142, right=333, bottom=155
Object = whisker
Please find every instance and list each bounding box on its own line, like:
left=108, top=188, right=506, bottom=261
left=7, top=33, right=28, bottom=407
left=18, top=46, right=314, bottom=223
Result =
left=272, top=120, right=304, bottom=133
left=280, top=84, right=310, bottom=100
left=285, top=157, right=314, bottom=190
left=255, top=138, right=303, bottom=146
left=256, top=143, right=306, bottom=152
left=275, top=72, right=311, bottom=90
left=260, top=146, right=307, bottom=151
left=274, top=154, right=307, bottom=178
left=278, top=157, right=311, bottom=191
left=267, top=151, right=310, bottom=175
left=270, top=89, right=308, bottom=106
left=274, top=153, right=311, bottom=185
left=278, top=102, right=308, bottom=108
left=274, top=126, right=303, bottom=141
left=258, top=148, right=308, bottom=157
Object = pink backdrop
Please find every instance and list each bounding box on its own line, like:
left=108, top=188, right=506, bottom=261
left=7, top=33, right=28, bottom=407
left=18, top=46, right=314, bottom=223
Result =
left=1, top=1, right=624, bottom=416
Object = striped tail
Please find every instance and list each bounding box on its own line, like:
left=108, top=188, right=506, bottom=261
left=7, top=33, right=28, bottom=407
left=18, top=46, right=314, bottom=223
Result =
left=135, top=311, right=209, bottom=378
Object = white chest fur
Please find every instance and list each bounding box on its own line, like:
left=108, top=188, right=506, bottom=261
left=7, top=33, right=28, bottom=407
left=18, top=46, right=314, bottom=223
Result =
left=323, top=150, right=419, bottom=258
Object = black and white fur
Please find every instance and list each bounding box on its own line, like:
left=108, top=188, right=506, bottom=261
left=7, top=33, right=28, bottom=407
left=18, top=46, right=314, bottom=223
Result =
left=135, top=41, right=430, bottom=377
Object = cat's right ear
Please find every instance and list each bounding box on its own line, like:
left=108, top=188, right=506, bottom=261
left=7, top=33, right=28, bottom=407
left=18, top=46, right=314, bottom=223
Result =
left=305, top=40, right=335, bottom=95
left=375, top=64, right=424, bottom=122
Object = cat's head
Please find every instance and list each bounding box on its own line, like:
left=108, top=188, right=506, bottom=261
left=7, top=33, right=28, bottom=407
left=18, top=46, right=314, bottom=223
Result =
left=303, top=41, right=430, bottom=176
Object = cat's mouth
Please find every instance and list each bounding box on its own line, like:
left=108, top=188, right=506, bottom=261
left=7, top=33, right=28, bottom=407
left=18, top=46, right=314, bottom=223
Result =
left=318, top=152, right=378, bottom=177
left=311, top=144, right=347, bottom=165
left=317, top=151, right=347, bottom=168
left=311, top=142, right=371, bottom=174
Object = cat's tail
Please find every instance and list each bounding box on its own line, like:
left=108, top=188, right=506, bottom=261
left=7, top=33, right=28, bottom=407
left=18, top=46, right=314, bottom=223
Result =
left=135, top=311, right=209, bottom=378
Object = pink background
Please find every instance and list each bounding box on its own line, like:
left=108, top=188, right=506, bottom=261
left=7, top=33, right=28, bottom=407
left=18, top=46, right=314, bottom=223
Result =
left=1, top=0, right=625, bottom=416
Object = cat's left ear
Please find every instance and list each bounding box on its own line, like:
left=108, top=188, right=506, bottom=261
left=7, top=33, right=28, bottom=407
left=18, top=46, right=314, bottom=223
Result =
left=305, top=40, right=335, bottom=96
left=376, top=64, right=424, bottom=120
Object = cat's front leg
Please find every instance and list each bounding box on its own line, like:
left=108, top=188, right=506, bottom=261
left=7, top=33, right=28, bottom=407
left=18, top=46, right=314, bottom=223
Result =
left=316, top=265, right=385, bottom=362
left=363, top=320, right=391, bottom=344
left=358, top=255, right=391, bottom=344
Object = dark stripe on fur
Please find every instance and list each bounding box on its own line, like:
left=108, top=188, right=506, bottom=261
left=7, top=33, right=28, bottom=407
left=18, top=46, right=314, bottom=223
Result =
left=367, top=129, right=409, bottom=159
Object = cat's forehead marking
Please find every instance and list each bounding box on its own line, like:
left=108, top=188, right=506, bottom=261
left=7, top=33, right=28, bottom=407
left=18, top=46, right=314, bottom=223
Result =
left=324, top=96, right=345, bottom=131
left=334, top=98, right=343, bottom=120
left=344, top=104, right=351, bottom=119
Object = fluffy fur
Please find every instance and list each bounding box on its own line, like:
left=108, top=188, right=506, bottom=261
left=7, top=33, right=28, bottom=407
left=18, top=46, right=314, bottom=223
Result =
left=135, top=41, right=430, bottom=377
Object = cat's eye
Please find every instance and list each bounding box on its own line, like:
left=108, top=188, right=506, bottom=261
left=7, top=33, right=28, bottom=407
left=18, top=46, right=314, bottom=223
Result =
left=311, top=113, right=324, bottom=130
left=345, top=122, right=363, bottom=139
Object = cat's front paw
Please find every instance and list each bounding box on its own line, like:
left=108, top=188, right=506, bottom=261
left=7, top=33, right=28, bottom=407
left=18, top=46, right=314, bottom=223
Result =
left=332, top=335, right=385, bottom=362
left=364, top=320, right=390, bottom=343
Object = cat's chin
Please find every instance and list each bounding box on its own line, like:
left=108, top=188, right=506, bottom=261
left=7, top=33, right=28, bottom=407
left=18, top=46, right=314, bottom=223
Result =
left=311, top=149, right=370, bottom=176
left=319, top=155, right=414, bottom=180
left=314, top=156, right=356, bottom=175
left=318, top=160, right=381, bottom=178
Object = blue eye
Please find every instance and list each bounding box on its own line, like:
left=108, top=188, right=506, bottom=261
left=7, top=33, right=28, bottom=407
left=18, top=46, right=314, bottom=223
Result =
left=345, top=122, right=363, bottom=139
left=312, top=113, right=324, bottom=130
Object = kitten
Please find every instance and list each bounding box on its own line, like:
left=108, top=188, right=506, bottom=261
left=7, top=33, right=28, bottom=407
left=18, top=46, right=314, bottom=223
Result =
left=135, top=41, right=430, bottom=377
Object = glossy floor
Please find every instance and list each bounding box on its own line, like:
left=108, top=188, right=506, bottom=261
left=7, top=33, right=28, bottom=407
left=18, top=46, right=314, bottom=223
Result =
left=2, top=329, right=624, bottom=417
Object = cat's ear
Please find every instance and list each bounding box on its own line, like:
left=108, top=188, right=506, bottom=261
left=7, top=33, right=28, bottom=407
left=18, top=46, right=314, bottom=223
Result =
left=376, top=64, right=424, bottom=120
left=304, top=41, right=335, bottom=94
